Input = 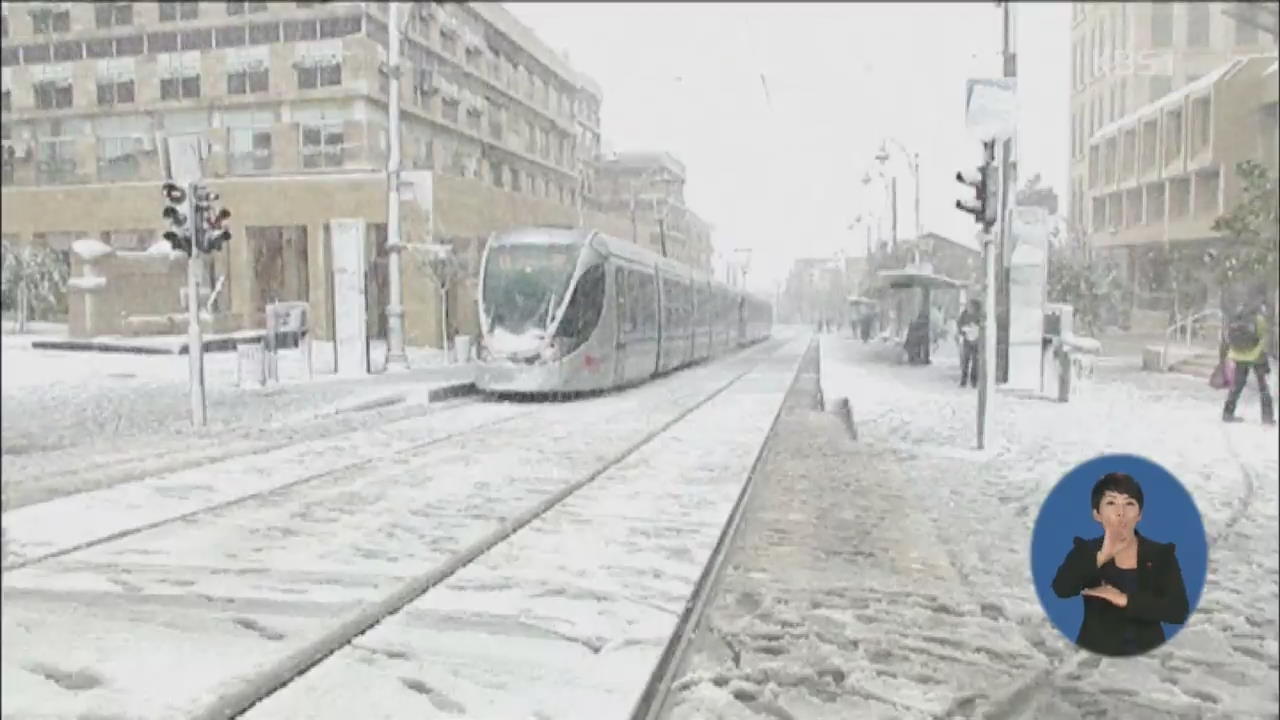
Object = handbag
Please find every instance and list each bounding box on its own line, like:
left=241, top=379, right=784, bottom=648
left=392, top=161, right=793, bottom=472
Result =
left=1210, top=359, right=1231, bottom=389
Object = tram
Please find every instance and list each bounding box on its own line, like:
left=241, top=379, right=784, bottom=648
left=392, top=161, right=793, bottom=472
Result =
left=474, top=226, right=772, bottom=395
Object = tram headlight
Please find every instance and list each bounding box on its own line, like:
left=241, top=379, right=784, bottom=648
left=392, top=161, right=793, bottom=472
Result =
left=540, top=341, right=563, bottom=362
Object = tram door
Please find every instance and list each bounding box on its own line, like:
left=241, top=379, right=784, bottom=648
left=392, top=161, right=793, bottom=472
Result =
left=612, top=266, right=627, bottom=385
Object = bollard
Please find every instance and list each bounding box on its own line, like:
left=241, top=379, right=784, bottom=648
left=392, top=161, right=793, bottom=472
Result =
left=1056, top=344, right=1071, bottom=402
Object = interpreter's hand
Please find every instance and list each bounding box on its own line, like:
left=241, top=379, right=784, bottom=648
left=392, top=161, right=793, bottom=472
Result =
left=1096, top=527, right=1133, bottom=566
left=1081, top=582, right=1129, bottom=608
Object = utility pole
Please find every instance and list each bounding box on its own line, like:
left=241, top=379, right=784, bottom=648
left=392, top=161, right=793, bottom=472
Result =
left=890, top=176, right=899, bottom=249
left=955, top=141, right=999, bottom=450
left=996, top=0, right=1018, bottom=384
left=186, top=190, right=207, bottom=429
left=384, top=1, right=408, bottom=369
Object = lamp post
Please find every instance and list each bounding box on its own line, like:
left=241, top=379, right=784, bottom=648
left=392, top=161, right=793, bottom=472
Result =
left=876, top=138, right=922, bottom=267
left=733, top=247, right=753, bottom=289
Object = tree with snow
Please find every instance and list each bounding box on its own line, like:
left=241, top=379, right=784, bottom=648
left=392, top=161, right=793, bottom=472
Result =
left=1046, top=222, right=1124, bottom=336
left=1211, top=160, right=1280, bottom=354
left=1, top=241, right=70, bottom=332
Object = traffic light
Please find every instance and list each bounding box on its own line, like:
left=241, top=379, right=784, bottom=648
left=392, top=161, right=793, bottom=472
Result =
left=955, top=141, right=999, bottom=233
left=193, top=184, right=231, bottom=253
left=162, top=181, right=193, bottom=255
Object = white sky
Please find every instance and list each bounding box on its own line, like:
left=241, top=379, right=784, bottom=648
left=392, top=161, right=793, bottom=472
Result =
left=508, top=2, right=1071, bottom=292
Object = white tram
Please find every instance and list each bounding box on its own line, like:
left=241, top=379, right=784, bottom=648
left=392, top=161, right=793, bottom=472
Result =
left=474, top=226, right=772, bottom=395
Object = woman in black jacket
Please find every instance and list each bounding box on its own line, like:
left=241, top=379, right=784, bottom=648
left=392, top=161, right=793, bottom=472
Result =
left=1051, top=472, right=1190, bottom=657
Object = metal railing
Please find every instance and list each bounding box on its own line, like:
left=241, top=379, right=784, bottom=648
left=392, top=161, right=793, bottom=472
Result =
left=1160, top=307, right=1222, bottom=369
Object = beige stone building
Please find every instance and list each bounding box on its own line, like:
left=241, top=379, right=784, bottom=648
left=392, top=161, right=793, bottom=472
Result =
left=0, top=1, right=680, bottom=344
left=588, top=151, right=713, bottom=272
left=1068, top=2, right=1277, bottom=329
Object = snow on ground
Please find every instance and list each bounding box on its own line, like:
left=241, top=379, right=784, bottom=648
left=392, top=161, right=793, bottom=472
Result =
left=0, top=342, right=786, bottom=720
left=1, top=401, right=524, bottom=568
left=663, top=333, right=1278, bottom=720
left=1, top=329, right=476, bottom=497
left=240, top=337, right=807, bottom=719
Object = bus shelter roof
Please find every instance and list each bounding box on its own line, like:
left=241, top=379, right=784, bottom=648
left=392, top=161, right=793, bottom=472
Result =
left=874, top=268, right=969, bottom=290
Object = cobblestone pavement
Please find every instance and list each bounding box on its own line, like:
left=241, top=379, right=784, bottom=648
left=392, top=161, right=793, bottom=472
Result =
left=661, top=334, right=1278, bottom=720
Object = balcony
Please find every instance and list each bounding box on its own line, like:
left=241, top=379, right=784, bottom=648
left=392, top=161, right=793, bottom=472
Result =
left=1085, top=55, right=1276, bottom=250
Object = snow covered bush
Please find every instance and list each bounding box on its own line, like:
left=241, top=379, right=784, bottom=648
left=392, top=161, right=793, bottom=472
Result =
left=1, top=240, right=70, bottom=323
left=1047, top=223, right=1124, bottom=335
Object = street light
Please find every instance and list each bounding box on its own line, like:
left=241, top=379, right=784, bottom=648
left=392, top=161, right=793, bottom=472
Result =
left=733, top=247, right=752, bottom=289
left=876, top=137, right=923, bottom=246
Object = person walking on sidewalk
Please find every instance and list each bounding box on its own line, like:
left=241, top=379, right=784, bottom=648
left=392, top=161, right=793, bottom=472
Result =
left=957, top=299, right=981, bottom=387
left=1222, top=302, right=1275, bottom=425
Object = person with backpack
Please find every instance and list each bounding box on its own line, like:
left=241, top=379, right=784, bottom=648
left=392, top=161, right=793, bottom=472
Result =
left=1222, top=302, right=1275, bottom=425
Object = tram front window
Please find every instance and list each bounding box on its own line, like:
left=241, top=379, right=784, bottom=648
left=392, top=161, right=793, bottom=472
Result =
left=482, top=244, right=579, bottom=335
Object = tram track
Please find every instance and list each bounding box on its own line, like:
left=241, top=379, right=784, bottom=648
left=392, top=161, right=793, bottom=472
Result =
left=2, top=394, right=483, bottom=512
left=211, top=337, right=797, bottom=720
left=1, top=336, right=795, bottom=720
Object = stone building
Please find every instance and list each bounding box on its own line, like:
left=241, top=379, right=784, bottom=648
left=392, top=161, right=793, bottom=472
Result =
left=0, top=1, right=668, bottom=344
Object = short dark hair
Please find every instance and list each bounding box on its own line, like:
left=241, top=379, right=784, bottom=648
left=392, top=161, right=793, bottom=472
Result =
left=1091, top=472, right=1144, bottom=512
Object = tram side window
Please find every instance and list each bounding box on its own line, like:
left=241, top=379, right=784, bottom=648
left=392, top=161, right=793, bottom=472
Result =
left=555, top=264, right=606, bottom=350
left=636, top=272, right=657, bottom=338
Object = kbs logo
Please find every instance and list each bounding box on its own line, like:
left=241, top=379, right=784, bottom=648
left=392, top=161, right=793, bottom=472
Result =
left=1091, top=50, right=1176, bottom=79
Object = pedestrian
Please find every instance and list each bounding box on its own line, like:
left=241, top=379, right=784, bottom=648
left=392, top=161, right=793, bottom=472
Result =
left=1222, top=302, right=1275, bottom=425
left=957, top=298, right=981, bottom=387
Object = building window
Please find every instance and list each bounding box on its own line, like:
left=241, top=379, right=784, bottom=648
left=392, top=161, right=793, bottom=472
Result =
left=97, top=78, right=135, bottom=106
left=30, top=6, right=72, bottom=34
left=229, top=127, right=272, bottom=173
left=161, top=74, right=200, bottom=100
left=160, top=3, right=199, bottom=22
left=1186, top=4, right=1210, bottom=47
left=300, top=123, right=343, bottom=168
left=148, top=32, right=179, bottom=53
left=35, top=138, right=77, bottom=184
left=95, top=2, right=134, bottom=29
left=249, top=21, right=281, bottom=44
left=488, top=100, right=504, bottom=141
left=1234, top=14, right=1260, bottom=45
left=227, top=2, right=269, bottom=16
left=1150, top=4, right=1173, bottom=48
left=296, top=60, right=341, bottom=89
left=97, top=137, right=142, bottom=182
left=1149, top=75, right=1172, bottom=102
left=442, top=98, right=460, bottom=124
left=227, top=65, right=269, bottom=95
left=33, top=80, right=72, bottom=110
left=490, top=160, right=503, bottom=188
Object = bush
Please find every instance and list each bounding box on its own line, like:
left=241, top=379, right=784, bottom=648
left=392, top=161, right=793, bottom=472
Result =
left=1, top=241, right=71, bottom=322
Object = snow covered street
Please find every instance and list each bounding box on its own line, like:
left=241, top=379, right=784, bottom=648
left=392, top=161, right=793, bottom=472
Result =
left=0, top=336, right=804, bottom=719
left=661, top=334, right=1279, bottom=720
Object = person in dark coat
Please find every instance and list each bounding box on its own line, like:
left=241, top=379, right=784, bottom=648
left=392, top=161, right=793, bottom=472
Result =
left=1051, top=472, right=1190, bottom=657
left=957, top=299, right=981, bottom=387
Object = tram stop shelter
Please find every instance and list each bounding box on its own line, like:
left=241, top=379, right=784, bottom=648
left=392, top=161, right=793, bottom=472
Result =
left=872, top=266, right=969, bottom=366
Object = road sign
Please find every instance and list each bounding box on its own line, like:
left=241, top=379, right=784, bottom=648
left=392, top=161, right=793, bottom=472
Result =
left=964, top=78, right=1017, bottom=142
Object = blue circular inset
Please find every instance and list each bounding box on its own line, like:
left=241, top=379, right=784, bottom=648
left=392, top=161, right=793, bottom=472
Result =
left=1030, top=453, right=1208, bottom=656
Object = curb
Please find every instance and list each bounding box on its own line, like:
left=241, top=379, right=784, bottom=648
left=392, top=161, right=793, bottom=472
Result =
left=332, top=392, right=407, bottom=416
left=330, top=382, right=477, bottom=417
left=425, top=381, right=478, bottom=403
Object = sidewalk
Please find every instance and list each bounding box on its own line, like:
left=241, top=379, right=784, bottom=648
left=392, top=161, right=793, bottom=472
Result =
left=1, top=334, right=476, bottom=459
left=666, top=332, right=1277, bottom=719
left=816, top=333, right=1277, bottom=717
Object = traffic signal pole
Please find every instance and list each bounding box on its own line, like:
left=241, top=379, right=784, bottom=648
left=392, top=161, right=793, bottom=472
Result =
left=978, top=145, right=1000, bottom=451
left=186, top=183, right=207, bottom=429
